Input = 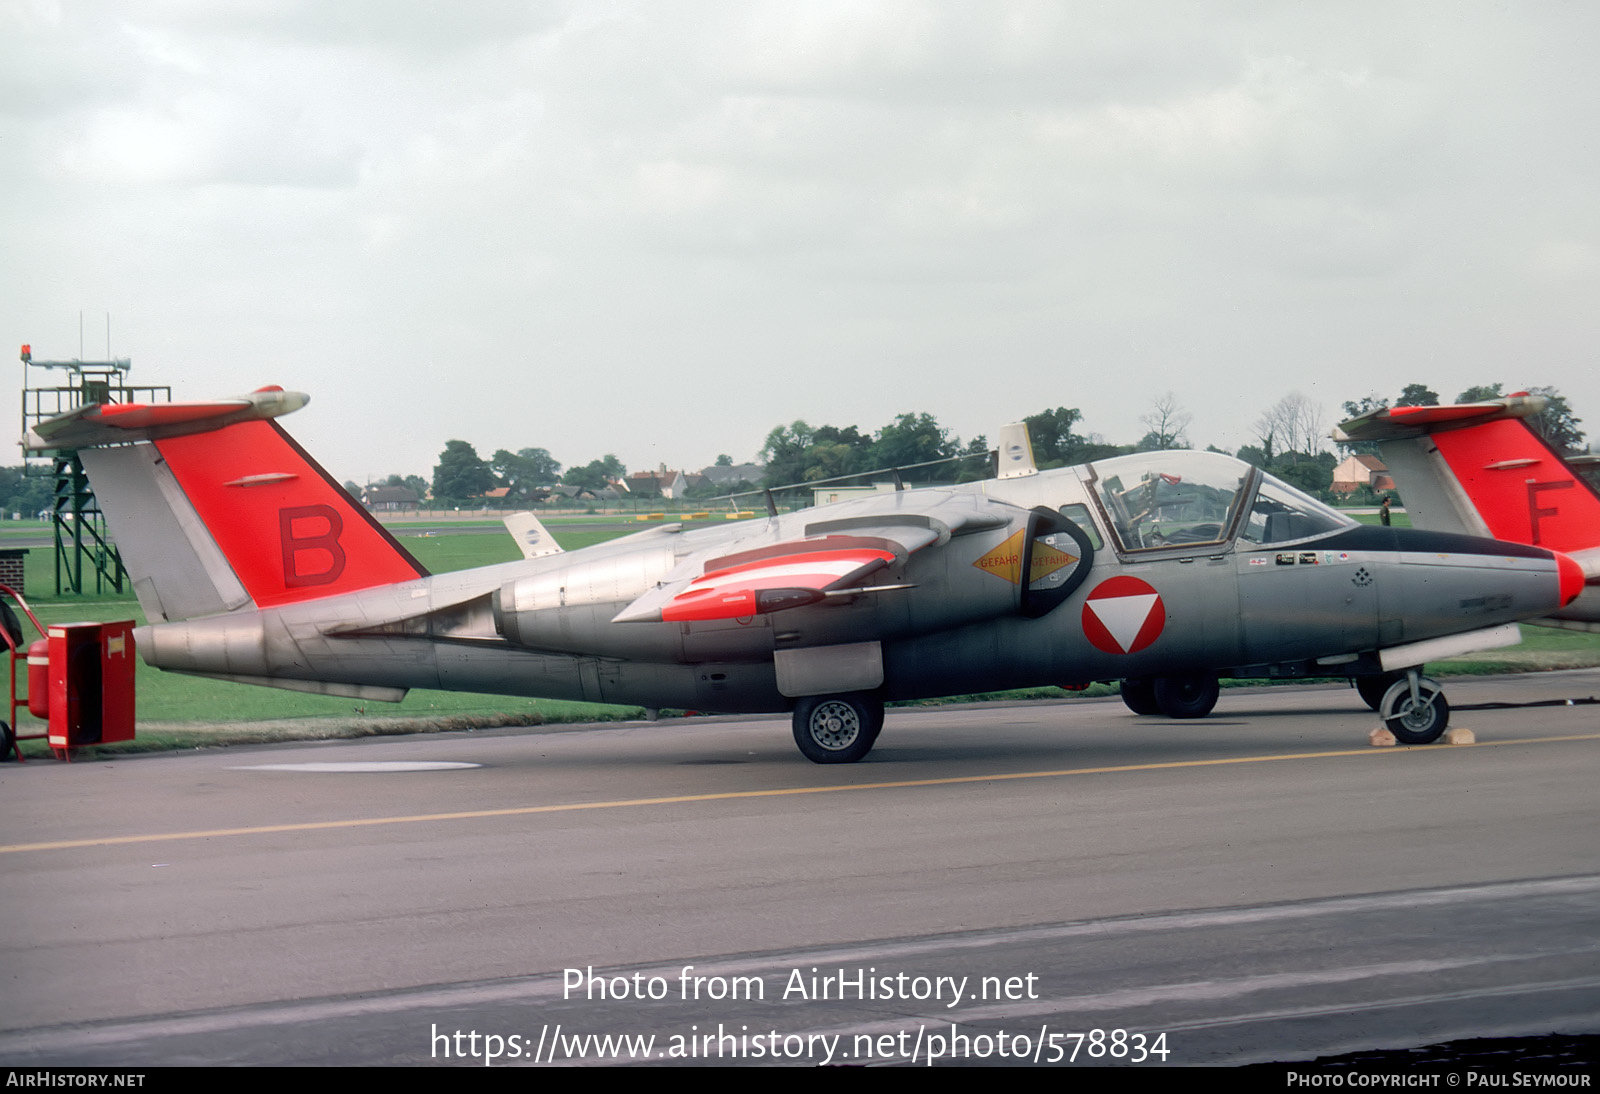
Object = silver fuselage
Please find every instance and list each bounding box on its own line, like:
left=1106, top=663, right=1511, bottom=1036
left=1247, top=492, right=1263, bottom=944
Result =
left=135, top=452, right=1568, bottom=711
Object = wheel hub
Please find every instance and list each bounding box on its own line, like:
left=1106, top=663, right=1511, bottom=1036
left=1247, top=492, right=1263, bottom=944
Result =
left=811, top=703, right=859, bottom=750
left=1395, top=696, right=1435, bottom=731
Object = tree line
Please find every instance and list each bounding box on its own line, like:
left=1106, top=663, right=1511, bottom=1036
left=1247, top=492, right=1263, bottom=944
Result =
left=0, top=380, right=1580, bottom=517
left=427, top=442, right=627, bottom=504
left=390, top=381, right=1587, bottom=507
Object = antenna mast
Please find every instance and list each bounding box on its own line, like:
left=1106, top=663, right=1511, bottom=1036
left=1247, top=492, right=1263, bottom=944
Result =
left=19, top=330, right=171, bottom=595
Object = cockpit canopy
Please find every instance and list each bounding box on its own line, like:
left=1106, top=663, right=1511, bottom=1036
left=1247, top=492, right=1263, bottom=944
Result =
left=1084, top=450, right=1354, bottom=553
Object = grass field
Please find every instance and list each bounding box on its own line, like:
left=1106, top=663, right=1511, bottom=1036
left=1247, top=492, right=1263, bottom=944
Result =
left=8, top=522, right=652, bottom=755
left=11, top=511, right=1598, bottom=756
left=1350, top=511, right=1413, bottom=528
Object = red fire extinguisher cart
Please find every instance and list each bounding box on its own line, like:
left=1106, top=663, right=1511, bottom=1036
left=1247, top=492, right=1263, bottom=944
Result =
left=0, top=583, right=136, bottom=761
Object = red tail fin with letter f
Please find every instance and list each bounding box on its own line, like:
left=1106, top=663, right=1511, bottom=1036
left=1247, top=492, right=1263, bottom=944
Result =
left=1335, top=394, right=1600, bottom=558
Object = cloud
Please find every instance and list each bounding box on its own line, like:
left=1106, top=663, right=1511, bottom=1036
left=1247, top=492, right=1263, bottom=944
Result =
left=4, top=2, right=1598, bottom=478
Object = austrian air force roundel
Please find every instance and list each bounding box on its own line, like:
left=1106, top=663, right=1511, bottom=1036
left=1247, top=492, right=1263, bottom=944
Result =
left=1082, top=575, right=1165, bottom=654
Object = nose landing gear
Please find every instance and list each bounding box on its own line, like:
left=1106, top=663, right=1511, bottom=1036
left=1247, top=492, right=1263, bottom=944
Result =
left=1378, top=670, right=1450, bottom=744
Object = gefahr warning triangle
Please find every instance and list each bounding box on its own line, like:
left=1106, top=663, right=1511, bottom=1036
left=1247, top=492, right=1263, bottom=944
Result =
left=1081, top=575, right=1165, bottom=654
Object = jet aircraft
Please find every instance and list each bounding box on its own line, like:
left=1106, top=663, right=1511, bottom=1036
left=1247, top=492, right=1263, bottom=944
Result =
left=26, top=388, right=1585, bottom=763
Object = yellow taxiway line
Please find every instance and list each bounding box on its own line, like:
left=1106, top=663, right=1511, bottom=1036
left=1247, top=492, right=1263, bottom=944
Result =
left=4, top=732, right=1598, bottom=855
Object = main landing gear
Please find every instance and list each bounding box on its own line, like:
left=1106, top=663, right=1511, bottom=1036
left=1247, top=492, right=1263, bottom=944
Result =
left=792, top=694, right=884, bottom=764
left=1119, top=674, right=1220, bottom=719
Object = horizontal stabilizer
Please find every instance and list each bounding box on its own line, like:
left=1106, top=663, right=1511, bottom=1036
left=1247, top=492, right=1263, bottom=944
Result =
left=1332, top=395, right=1545, bottom=444
left=26, top=387, right=309, bottom=451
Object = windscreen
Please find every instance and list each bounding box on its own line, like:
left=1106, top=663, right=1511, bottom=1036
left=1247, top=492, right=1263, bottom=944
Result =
left=1087, top=452, right=1250, bottom=552
left=1238, top=475, right=1356, bottom=545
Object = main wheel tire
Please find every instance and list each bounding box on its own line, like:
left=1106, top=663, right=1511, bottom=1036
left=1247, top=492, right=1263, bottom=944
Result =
left=1153, top=674, right=1220, bottom=719
left=0, top=721, right=12, bottom=763
left=792, top=695, right=883, bottom=764
left=1380, top=677, right=1450, bottom=744
left=1120, top=678, right=1161, bottom=715
left=1356, top=671, right=1405, bottom=711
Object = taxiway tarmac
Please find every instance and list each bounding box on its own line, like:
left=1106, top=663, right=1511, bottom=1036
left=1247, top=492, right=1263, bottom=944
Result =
left=2, top=672, right=1597, bottom=1066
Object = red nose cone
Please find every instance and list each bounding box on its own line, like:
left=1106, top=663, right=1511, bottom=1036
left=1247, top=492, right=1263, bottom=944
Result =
left=1557, top=552, right=1585, bottom=606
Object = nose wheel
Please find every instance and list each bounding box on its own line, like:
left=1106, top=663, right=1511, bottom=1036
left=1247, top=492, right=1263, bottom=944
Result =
left=1379, top=673, right=1450, bottom=744
left=792, top=695, right=884, bottom=764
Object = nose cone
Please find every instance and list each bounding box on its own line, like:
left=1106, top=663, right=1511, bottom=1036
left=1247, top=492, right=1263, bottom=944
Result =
left=1557, top=551, right=1585, bottom=606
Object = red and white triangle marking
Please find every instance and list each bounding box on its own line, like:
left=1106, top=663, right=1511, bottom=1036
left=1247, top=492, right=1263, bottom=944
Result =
left=1082, top=576, right=1165, bottom=654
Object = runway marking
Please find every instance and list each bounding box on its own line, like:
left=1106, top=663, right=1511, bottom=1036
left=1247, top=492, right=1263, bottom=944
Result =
left=4, top=732, right=1598, bottom=855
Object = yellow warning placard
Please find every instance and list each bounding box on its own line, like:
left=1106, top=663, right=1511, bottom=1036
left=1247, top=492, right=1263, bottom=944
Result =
left=973, top=531, right=1079, bottom=585
left=1027, top=538, right=1078, bottom=585
left=973, top=530, right=1027, bottom=583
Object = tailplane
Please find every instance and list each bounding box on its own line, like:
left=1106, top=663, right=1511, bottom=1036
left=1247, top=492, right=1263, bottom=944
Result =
left=28, top=388, right=427, bottom=622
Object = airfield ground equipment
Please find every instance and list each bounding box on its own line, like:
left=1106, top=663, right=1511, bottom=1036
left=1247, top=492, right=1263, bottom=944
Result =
left=0, top=584, right=135, bottom=761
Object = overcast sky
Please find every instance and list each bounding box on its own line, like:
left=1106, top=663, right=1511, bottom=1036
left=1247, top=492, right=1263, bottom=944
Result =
left=4, top=1, right=1597, bottom=485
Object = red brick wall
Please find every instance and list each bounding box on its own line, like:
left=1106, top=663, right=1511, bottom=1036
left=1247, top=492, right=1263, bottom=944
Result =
left=0, top=550, right=27, bottom=593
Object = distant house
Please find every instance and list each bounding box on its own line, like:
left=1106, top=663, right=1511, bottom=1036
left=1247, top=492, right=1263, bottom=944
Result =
left=627, top=467, right=680, bottom=499
left=547, top=483, right=619, bottom=502
left=1331, top=454, right=1395, bottom=495
left=699, top=463, right=764, bottom=490
left=663, top=470, right=703, bottom=499
left=363, top=485, right=419, bottom=512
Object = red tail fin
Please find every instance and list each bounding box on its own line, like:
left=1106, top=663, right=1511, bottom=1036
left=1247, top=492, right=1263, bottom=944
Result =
left=1336, top=396, right=1600, bottom=554
left=1427, top=417, right=1600, bottom=553
left=153, top=420, right=426, bottom=608
left=31, top=389, right=428, bottom=619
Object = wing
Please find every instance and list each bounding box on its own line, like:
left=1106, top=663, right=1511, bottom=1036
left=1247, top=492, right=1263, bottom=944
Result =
left=643, top=541, right=897, bottom=623
left=611, top=492, right=1013, bottom=624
